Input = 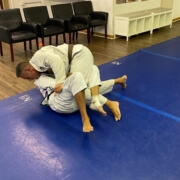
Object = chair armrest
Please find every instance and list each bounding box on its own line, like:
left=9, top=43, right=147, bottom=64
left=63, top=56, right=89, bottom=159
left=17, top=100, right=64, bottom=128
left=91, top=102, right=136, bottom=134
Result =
left=91, top=11, right=108, bottom=21
left=48, top=18, right=65, bottom=28
left=27, top=22, right=44, bottom=37
left=21, top=22, right=38, bottom=34
left=0, top=26, right=12, bottom=43
left=72, top=15, right=90, bottom=25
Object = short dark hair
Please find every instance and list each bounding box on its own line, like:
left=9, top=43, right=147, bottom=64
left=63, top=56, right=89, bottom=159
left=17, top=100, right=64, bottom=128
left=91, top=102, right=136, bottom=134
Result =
left=16, top=62, right=29, bottom=77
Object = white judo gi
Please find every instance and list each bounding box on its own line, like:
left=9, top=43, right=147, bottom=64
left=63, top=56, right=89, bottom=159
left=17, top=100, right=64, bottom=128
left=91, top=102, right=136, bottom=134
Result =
left=34, top=72, right=115, bottom=114
left=30, top=43, right=100, bottom=89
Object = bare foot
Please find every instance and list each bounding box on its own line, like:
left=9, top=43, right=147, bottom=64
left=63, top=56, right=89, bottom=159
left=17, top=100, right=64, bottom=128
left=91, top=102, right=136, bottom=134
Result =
left=106, top=100, right=121, bottom=121
left=115, top=75, right=127, bottom=89
left=90, top=102, right=107, bottom=116
left=82, top=118, right=94, bottom=132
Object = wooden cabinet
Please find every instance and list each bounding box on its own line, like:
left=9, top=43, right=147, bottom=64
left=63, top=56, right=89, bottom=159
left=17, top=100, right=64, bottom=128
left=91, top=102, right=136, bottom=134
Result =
left=115, top=7, right=173, bottom=41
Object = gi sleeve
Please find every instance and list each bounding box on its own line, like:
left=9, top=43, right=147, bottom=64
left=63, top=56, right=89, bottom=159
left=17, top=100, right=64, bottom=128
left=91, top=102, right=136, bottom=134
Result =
left=43, top=53, right=66, bottom=85
left=31, top=51, right=66, bottom=85
left=34, top=75, right=56, bottom=97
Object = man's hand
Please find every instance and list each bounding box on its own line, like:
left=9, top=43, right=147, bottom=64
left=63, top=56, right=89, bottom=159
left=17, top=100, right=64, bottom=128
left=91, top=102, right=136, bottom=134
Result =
left=54, top=83, right=63, bottom=94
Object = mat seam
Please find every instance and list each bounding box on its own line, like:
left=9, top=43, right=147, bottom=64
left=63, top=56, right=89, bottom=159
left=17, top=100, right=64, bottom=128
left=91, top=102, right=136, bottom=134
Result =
left=111, top=91, right=180, bottom=123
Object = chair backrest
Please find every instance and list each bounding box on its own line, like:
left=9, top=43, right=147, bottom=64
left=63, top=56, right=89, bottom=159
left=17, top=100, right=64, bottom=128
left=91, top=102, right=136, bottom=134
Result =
left=0, top=8, right=22, bottom=30
left=72, top=1, right=93, bottom=15
left=51, top=3, right=73, bottom=20
left=23, top=6, right=49, bottom=25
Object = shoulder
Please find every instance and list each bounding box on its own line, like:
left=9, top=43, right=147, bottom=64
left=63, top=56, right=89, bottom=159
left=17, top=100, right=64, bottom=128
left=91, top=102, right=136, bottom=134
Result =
left=30, top=46, right=61, bottom=62
left=57, top=43, right=83, bottom=54
left=73, top=44, right=83, bottom=53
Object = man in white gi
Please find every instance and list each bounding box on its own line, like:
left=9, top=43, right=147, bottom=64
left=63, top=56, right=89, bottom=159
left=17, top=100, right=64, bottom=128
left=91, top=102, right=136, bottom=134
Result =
left=34, top=71, right=127, bottom=132
left=16, top=44, right=107, bottom=116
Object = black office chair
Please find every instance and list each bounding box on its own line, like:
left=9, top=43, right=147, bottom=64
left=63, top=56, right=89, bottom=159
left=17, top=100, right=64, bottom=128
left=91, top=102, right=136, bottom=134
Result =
left=0, top=8, right=39, bottom=62
left=72, top=1, right=108, bottom=38
left=23, top=6, right=66, bottom=46
left=51, top=3, right=90, bottom=44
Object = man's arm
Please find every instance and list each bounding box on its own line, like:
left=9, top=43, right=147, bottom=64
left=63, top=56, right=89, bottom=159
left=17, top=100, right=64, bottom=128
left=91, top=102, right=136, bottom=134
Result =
left=34, top=75, right=56, bottom=97
left=44, top=53, right=66, bottom=85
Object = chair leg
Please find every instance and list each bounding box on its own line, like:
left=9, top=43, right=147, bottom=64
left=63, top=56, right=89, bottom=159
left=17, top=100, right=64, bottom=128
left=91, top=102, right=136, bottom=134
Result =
left=105, top=24, right=107, bottom=39
left=36, top=38, right=39, bottom=50
left=76, top=31, right=78, bottom=40
left=91, top=27, right=94, bottom=36
left=87, top=28, right=90, bottom=43
left=63, top=33, right=66, bottom=43
left=42, top=38, right=45, bottom=46
left=69, top=33, right=72, bottom=44
left=10, top=44, right=14, bottom=62
left=56, top=35, right=58, bottom=45
left=0, top=42, right=3, bottom=56
left=29, top=40, right=32, bottom=50
left=49, top=36, right=52, bottom=45
left=72, top=32, right=75, bottom=41
left=72, top=31, right=78, bottom=41
left=24, top=41, right=27, bottom=51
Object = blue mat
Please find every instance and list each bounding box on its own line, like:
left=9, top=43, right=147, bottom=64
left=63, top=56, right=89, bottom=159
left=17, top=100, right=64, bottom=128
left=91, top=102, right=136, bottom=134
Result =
left=140, top=36, right=180, bottom=60
left=1, top=37, right=180, bottom=180
left=0, top=90, right=179, bottom=180
left=99, top=50, right=180, bottom=119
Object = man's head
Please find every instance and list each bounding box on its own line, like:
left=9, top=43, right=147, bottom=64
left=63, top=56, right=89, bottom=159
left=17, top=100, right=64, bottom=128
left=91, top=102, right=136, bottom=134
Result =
left=16, top=62, right=40, bottom=80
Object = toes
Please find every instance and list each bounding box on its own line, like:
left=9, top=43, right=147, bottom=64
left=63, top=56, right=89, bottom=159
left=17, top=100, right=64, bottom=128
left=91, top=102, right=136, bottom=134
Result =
left=113, top=107, right=121, bottom=121
left=83, top=126, right=94, bottom=132
left=122, top=75, right=127, bottom=89
left=115, top=116, right=121, bottom=121
left=114, top=114, right=121, bottom=121
left=123, top=75, right=127, bottom=81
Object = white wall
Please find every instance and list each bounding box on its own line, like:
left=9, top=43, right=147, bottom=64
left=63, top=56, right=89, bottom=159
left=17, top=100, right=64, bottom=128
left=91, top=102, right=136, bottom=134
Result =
left=161, top=0, right=174, bottom=8
left=172, top=0, right=180, bottom=20
left=114, top=0, right=161, bottom=15
left=91, top=0, right=113, bottom=38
